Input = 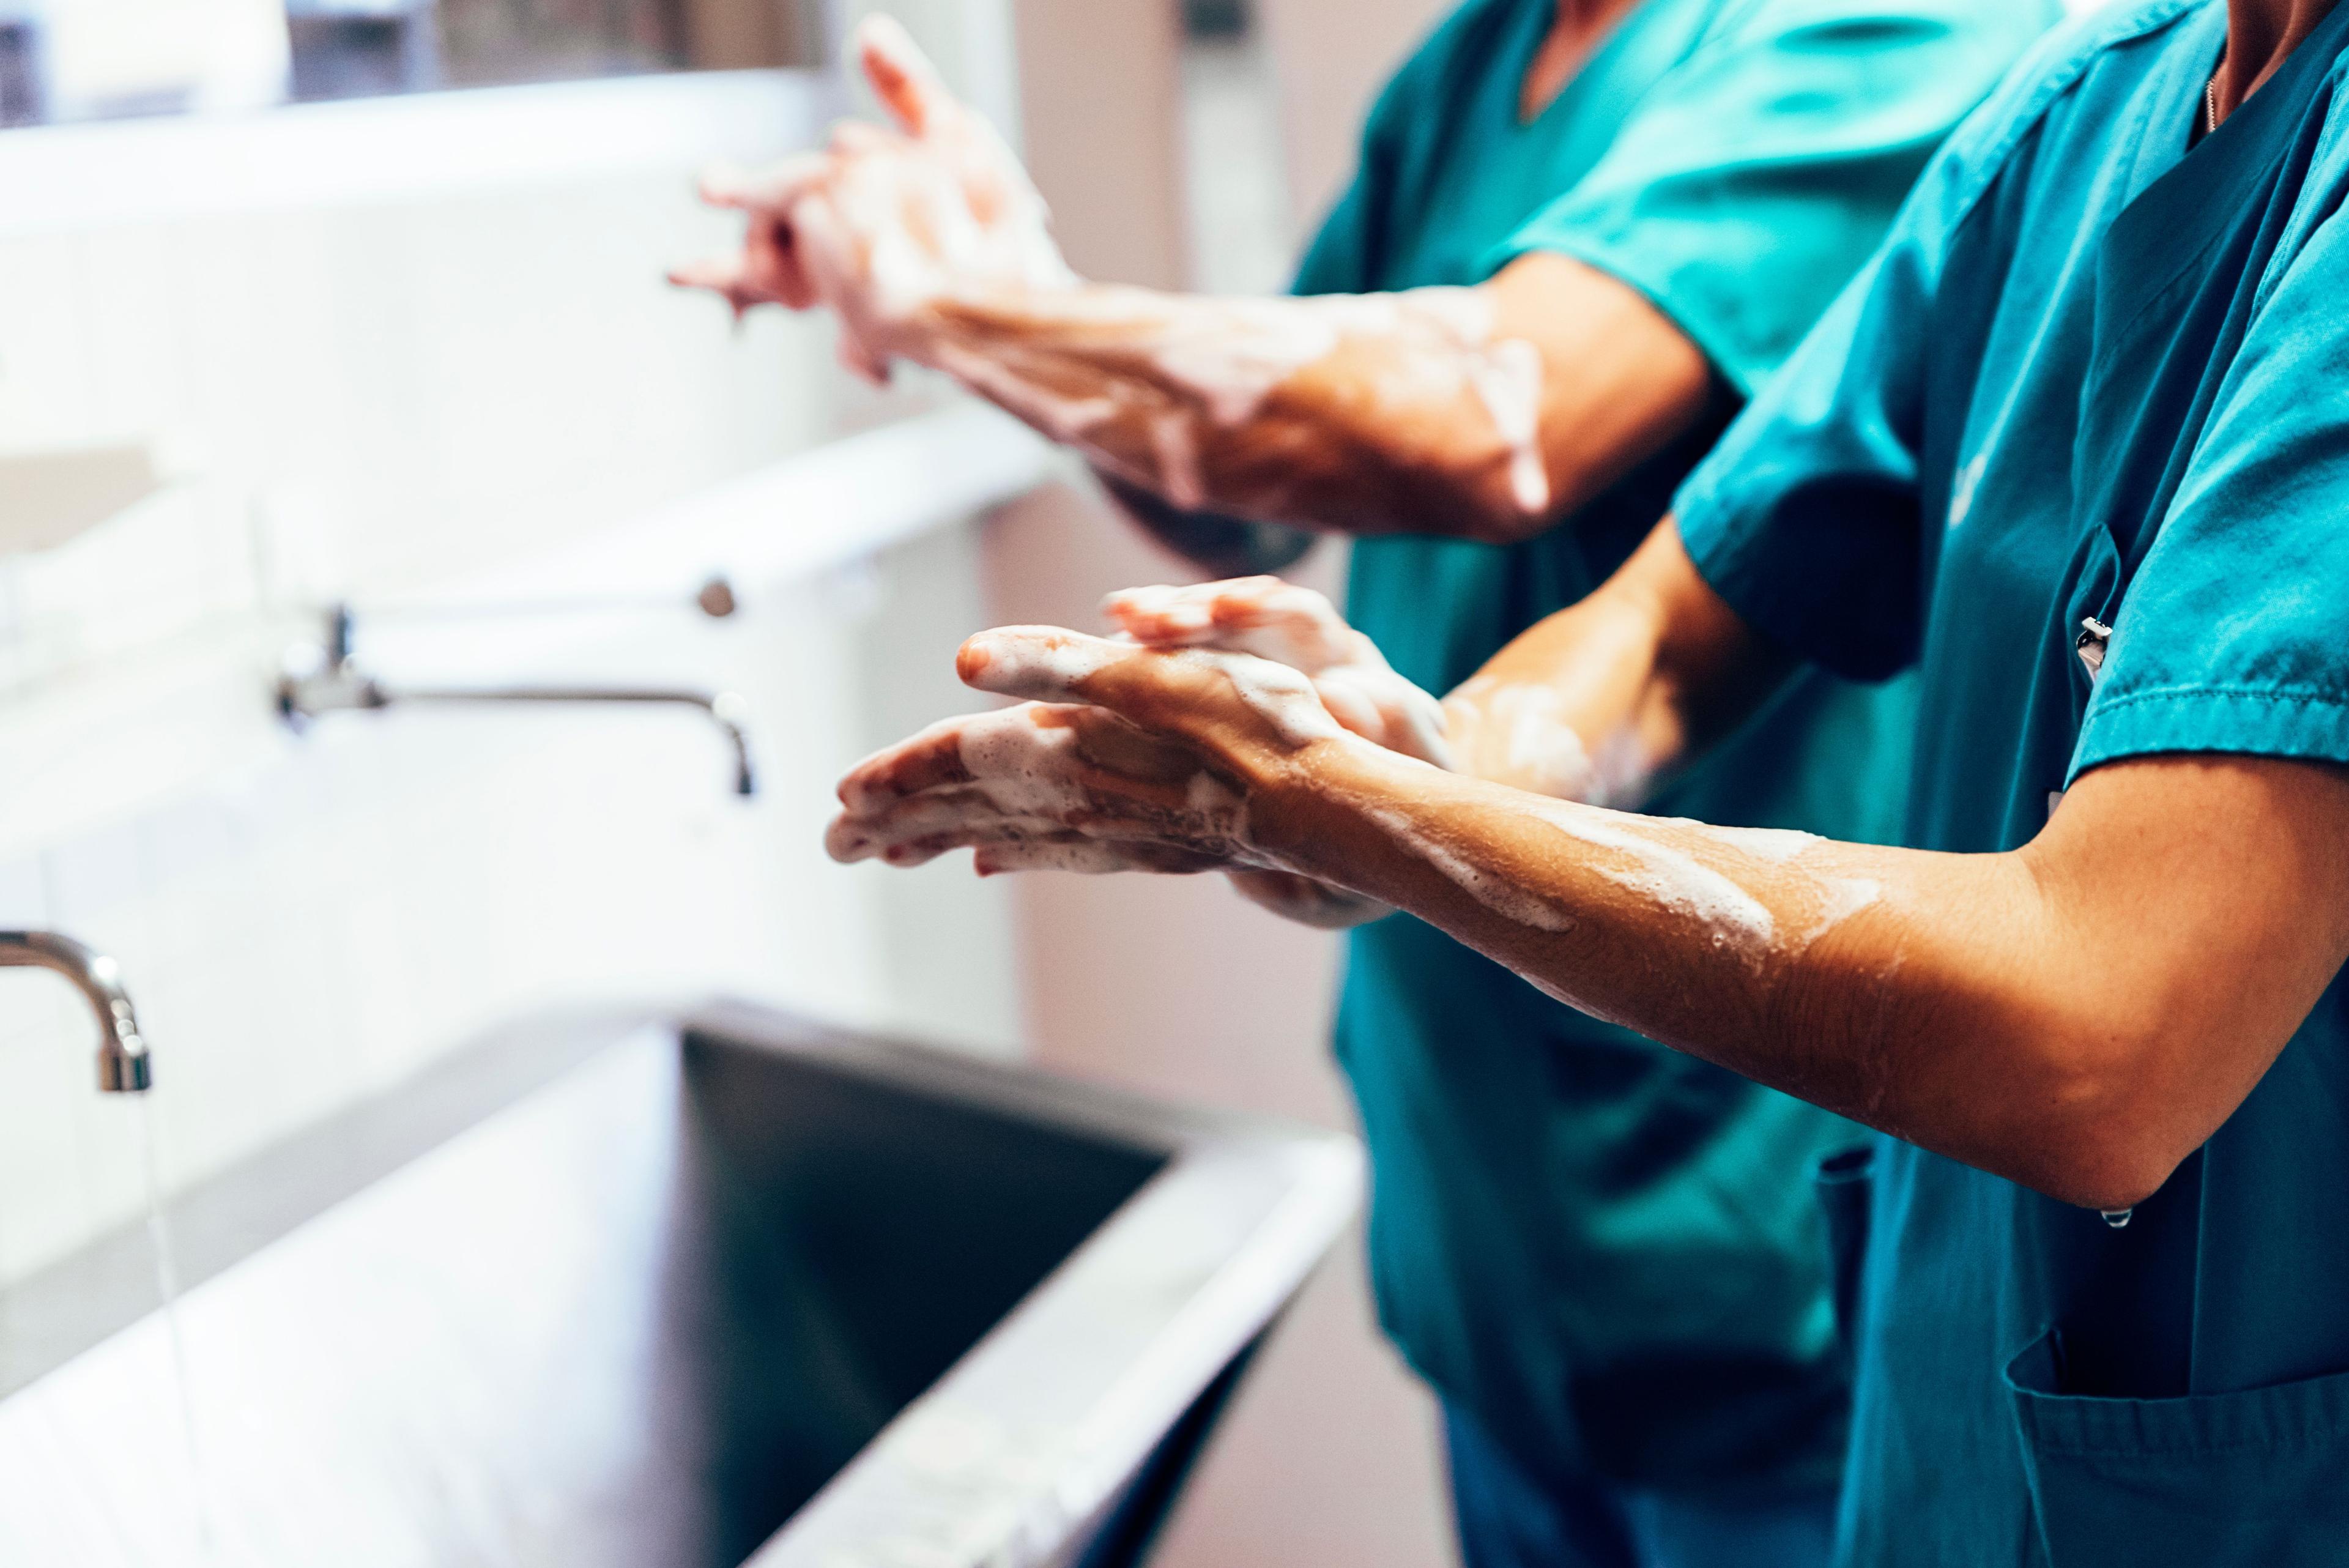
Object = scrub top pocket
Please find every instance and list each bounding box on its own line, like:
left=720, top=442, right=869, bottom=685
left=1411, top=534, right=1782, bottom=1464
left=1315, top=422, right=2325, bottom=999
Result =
left=2004, top=1328, right=2349, bottom=1567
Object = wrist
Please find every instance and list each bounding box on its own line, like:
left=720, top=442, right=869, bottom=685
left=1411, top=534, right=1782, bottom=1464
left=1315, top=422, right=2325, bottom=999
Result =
left=1240, top=733, right=1407, bottom=879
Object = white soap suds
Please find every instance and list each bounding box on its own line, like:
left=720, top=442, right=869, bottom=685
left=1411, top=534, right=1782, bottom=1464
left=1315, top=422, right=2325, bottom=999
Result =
left=1147, top=409, right=1207, bottom=509
left=1316, top=667, right=1456, bottom=768
left=1460, top=681, right=1600, bottom=801
left=1709, top=827, right=1825, bottom=865
left=930, top=341, right=1118, bottom=443
left=955, top=707, right=1093, bottom=817
left=1186, top=770, right=1244, bottom=817
left=1184, top=648, right=1347, bottom=748
left=1104, top=581, right=1453, bottom=767
left=1006, top=286, right=1550, bottom=521
left=1798, top=876, right=1883, bottom=948
left=1533, top=803, right=1777, bottom=957
left=1469, top=337, right=1550, bottom=515
left=967, top=630, right=1122, bottom=700
left=1364, top=804, right=1575, bottom=933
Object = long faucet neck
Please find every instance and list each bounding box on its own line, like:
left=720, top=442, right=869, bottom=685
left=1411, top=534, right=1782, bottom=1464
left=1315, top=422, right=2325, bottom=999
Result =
left=0, top=931, right=152, bottom=1093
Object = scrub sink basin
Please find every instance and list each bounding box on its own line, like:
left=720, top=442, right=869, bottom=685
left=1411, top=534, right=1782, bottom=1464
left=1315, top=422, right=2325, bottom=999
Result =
left=0, top=1003, right=1362, bottom=1567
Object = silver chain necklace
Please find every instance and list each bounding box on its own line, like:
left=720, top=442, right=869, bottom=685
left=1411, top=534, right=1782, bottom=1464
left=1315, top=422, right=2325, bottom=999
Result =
left=2207, top=73, right=2222, bottom=134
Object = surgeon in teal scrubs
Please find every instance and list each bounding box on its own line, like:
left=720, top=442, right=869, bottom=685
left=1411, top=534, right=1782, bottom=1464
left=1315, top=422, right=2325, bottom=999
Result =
left=688, top=6, right=2052, bottom=1562
left=826, top=0, right=2349, bottom=1560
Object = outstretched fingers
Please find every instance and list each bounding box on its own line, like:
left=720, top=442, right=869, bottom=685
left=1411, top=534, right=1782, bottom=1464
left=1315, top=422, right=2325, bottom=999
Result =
left=856, top=13, right=960, bottom=139
left=697, top=153, right=830, bottom=216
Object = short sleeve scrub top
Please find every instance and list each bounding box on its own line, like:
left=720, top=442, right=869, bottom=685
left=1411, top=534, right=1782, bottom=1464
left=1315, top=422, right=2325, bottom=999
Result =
left=1291, top=0, right=2059, bottom=1492
left=1675, top=1, right=2349, bottom=1560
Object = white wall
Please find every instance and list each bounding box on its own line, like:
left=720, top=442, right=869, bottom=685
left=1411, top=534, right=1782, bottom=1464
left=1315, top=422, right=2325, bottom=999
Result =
left=0, top=76, right=1027, bottom=1292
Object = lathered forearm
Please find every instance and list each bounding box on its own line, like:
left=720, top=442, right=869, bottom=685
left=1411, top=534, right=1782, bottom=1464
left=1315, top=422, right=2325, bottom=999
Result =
left=1253, top=740, right=2189, bottom=1213
left=907, top=284, right=1553, bottom=543
left=834, top=619, right=2347, bottom=1213
left=1439, top=519, right=1800, bottom=802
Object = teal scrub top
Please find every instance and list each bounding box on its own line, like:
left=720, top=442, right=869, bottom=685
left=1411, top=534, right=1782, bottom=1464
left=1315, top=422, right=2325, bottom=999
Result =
left=1678, top=1, right=2349, bottom=1559
left=1294, top=0, right=2060, bottom=1492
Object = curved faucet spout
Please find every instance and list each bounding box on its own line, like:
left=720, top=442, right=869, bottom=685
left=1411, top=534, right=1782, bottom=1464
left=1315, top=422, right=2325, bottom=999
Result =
left=0, top=932, right=152, bottom=1093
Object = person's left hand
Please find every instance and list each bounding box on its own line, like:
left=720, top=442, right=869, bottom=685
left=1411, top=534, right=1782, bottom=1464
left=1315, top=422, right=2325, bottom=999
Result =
left=1102, top=577, right=1452, bottom=766
left=670, top=16, right=1074, bottom=381
left=827, top=626, right=1365, bottom=878
left=1099, top=577, right=1450, bottom=926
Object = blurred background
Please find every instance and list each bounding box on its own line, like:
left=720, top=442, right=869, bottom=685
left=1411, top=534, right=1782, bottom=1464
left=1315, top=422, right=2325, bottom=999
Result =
left=0, top=0, right=1459, bottom=1562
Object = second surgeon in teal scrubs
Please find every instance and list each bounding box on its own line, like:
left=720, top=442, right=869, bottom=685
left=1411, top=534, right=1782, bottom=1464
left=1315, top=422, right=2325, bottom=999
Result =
left=829, top=0, right=2349, bottom=1559
left=686, top=4, right=2051, bottom=1562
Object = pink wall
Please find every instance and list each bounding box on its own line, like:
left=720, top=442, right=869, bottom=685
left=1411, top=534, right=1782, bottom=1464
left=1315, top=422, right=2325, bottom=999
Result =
left=1258, top=0, right=1452, bottom=231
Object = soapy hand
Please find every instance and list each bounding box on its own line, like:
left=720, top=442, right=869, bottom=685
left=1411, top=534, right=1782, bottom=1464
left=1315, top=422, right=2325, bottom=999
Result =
left=1103, top=578, right=1452, bottom=766
left=827, top=626, right=1367, bottom=881
left=1103, top=578, right=1455, bottom=927
left=1108, top=578, right=1624, bottom=805
left=671, top=16, right=1074, bottom=381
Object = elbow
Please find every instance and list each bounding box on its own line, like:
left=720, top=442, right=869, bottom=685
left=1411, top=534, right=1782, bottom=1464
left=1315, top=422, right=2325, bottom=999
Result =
left=2011, top=1025, right=2199, bottom=1214
left=2030, top=1128, right=2184, bottom=1216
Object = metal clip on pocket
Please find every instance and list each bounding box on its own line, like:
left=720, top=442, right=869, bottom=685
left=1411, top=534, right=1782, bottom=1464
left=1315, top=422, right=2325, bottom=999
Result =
left=2076, top=617, right=2114, bottom=683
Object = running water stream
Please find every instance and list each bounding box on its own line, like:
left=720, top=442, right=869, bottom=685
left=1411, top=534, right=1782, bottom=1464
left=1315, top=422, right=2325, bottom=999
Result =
left=133, top=1094, right=217, bottom=1558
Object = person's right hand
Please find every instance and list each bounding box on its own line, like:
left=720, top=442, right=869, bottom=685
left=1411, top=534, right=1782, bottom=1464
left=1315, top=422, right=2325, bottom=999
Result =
left=670, top=16, right=1074, bottom=382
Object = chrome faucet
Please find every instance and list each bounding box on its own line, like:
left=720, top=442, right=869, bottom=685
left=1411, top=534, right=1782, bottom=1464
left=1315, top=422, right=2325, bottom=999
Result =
left=0, top=932, right=152, bottom=1093
left=276, top=601, right=758, bottom=797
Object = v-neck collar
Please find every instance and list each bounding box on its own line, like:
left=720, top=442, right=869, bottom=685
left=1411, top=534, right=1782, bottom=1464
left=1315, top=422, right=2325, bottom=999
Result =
left=2105, top=0, right=2349, bottom=294
left=1508, top=0, right=1696, bottom=133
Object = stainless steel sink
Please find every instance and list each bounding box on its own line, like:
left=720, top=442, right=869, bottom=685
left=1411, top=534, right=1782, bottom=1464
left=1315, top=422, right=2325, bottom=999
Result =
left=0, top=1003, right=1362, bottom=1567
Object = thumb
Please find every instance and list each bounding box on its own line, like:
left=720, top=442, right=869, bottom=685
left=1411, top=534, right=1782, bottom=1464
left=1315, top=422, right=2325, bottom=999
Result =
left=856, top=13, right=958, bottom=138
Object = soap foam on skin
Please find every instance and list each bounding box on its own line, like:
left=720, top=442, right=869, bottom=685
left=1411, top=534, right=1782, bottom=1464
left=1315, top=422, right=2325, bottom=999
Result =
left=814, top=21, right=1077, bottom=334
left=1173, top=647, right=1349, bottom=749
left=1709, top=827, right=1825, bottom=865
left=1450, top=679, right=1601, bottom=802
left=759, top=21, right=1549, bottom=532
left=1531, top=803, right=1779, bottom=959
left=962, top=630, right=1122, bottom=702
left=1105, top=581, right=1454, bottom=767
left=1363, top=804, right=1576, bottom=934
left=930, top=342, right=1118, bottom=443
left=954, top=707, right=1094, bottom=819
left=1469, top=338, right=1550, bottom=515
left=830, top=693, right=1264, bottom=873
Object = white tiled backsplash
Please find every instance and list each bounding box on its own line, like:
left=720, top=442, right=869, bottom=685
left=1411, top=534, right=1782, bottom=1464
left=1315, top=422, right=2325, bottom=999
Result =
left=0, top=84, right=1027, bottom=1291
